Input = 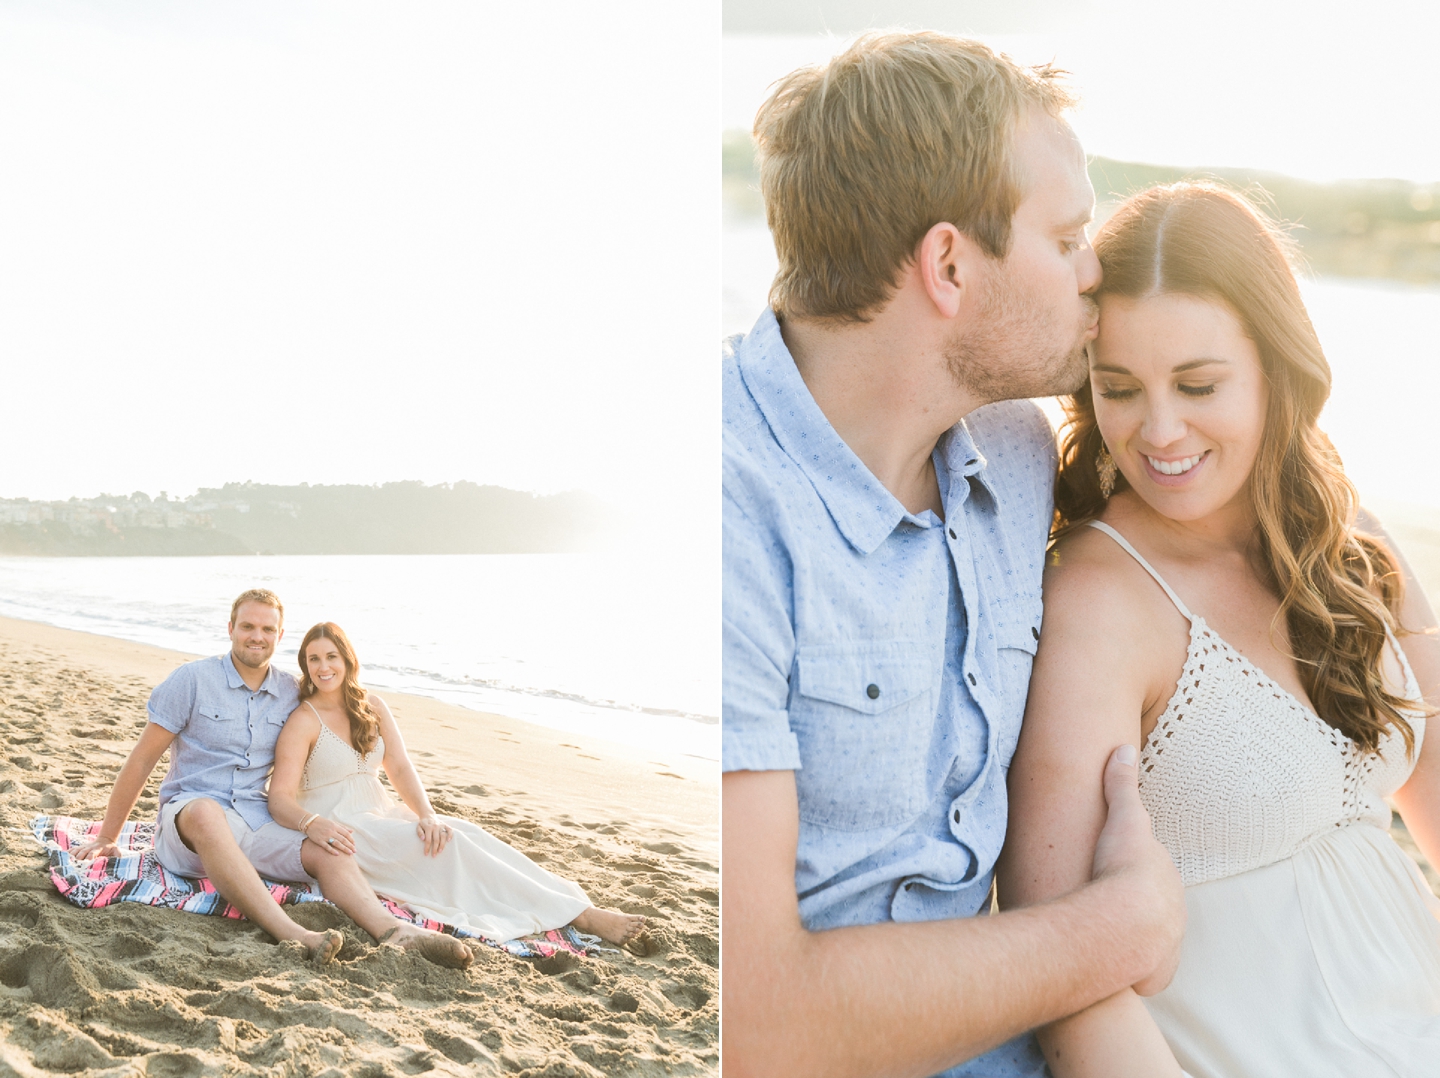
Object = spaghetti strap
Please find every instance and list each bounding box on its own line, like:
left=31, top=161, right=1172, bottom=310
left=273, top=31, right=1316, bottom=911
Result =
left=1086, top=520, right=1195, bottom=622
left=305, top=700, right=323, bottom=721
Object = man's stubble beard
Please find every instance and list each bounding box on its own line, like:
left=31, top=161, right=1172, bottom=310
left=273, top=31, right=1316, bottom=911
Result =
left=232, top=643, right=273, bottom=671
left=944, top=267, right=1095, bottom=404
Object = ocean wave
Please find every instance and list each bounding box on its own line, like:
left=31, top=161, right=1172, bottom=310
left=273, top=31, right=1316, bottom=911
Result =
left=0, top=553, right=718, bottom=758
left=360, top=661, right=718, bottom=725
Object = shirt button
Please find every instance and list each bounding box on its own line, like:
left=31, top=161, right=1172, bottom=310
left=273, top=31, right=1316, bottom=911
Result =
left=967, top=672, right=977, bottom=687
left=1032, top=626, right=1041, bottom=641
left=866, top=684, right=880, bottom=700
left=953, top=809, right=961, bottom=824
left=948, top=528, right=957, bottom=539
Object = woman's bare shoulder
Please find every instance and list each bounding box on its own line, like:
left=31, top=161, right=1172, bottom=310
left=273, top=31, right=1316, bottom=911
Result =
left=1044, top=525, right=1176, bottom=640
left=284, top=700, right=320, bottom=728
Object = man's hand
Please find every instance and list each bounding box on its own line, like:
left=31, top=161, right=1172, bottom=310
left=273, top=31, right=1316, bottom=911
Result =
left=1090, top=744, right=1186, bottom=995
left=71, top=836, right=123, bottom=862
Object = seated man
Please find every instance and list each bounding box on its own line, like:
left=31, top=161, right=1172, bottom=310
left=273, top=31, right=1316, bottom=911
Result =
left=74, top=588, right=470, bottom=967
left=722, top=32, right=1185, bottom=1077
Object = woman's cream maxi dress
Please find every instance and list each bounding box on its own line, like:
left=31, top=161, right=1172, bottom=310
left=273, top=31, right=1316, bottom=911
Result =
left=296, top=715, right=589, bottom=942
left=1090, top=521, right=1440, bottom=1077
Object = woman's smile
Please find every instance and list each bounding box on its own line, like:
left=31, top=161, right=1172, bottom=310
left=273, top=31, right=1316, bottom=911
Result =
left=306, top=642, right=347, bottom=692
left=1141, top=450, right=1210, bottom=484
left=1091, top=292, right=1268, bottom=523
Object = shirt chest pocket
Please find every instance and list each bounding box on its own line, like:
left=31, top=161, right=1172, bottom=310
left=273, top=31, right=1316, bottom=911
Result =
left=990, top=593, right=1042, bottom=768
left=195, top=704, right=245, bottom=753
left=789, top=643, right=937, bottom=832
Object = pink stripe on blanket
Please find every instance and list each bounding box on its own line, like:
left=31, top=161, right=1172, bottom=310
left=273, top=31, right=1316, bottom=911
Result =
left=30, top=814, right=599, bottom=960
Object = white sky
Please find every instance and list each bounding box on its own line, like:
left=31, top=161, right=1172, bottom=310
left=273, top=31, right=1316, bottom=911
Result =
left=725, top=1, right=1440, bottom=183
left=0, top=1, right=719, bottom=534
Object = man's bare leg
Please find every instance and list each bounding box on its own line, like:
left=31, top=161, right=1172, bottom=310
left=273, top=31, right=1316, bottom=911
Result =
left=175, top=799, right=342, bottom=964
left=300, top=840, right=472, bottom=969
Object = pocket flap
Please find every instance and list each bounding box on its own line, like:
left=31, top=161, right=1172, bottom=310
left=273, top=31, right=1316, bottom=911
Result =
left=198, top=705, right=224, bottom=720
left=796, top=643, right=934, bottom=715
left=992, top=595, right=1043, bottom=656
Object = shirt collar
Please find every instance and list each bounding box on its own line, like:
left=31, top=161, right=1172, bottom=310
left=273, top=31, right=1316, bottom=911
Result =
left=936, top=420, right=998, bottom=508
left=738, top=308, right=996, bottom=554
left=221, top=650, right=281, bottom=696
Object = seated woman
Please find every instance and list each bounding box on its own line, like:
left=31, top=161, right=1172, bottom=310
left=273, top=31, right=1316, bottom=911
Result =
left=998, top=182, right=1440, bottom=1076
left=269, top=621, right=647, bottom=947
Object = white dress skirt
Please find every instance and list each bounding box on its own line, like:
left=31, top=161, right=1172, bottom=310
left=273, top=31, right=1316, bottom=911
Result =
left=1088, top=521, right=1440, bottom=1076
left=296, top=721, right=590, bottom=942
left=1151, top=822, right=1440, bottom=1076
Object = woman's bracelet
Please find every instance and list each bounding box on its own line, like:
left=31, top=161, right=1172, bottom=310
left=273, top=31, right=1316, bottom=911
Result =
left=299, top=812, right=319, bottom=834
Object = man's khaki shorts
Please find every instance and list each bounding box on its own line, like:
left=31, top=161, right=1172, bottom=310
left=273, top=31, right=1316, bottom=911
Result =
left=154, top=796, right=312, bottom=885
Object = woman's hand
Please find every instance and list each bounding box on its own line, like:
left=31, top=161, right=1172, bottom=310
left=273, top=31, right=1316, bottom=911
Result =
left=416, top=815, right=452, bottom=857
left=305, top=816, right=356, bottom=856
left=71, top=836, right=122, bottom=862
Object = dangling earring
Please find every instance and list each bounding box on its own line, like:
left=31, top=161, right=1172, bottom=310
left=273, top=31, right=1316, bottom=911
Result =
left=1096, top=442, right=1118, bottom=499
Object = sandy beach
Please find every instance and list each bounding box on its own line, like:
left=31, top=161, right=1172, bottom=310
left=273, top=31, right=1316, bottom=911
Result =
left=0, top=616, right=718, bottom=1077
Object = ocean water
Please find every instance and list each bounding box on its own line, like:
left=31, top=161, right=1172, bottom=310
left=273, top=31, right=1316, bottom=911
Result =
left=0, top=551, right=718, bottom=760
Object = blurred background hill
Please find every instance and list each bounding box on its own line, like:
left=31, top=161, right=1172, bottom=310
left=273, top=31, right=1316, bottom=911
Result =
left=725, top=129, right=1440, bottom=285
left=0, top=482, right=618, bottom=556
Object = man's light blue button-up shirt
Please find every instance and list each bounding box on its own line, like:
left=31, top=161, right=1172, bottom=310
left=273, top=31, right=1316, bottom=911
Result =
left=723, top=310, right=1056, bottom=1078
left=148, top=652, right=300, bottom=829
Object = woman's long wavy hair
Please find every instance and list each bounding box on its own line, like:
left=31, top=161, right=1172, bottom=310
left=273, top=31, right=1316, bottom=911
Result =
left=298, top=622, right=381, bottom=755
left=1054, top=181, right=1417, bottom=756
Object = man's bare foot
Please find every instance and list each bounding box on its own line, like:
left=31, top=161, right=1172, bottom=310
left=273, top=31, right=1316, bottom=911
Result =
left=378, top=924, right=473, bottom=969
left=303, top=928, right=345, bottom=965
left=571, top=906, right=647, bottom=946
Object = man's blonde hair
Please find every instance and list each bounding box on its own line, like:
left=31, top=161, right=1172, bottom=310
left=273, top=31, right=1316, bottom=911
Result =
left=755, top=31, right=1077, bottom=323
left=230, top=588, right=284, bottom=626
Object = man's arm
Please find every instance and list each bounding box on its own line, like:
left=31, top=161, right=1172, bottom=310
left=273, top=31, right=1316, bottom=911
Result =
left=71, top=722, right=177, bottom=860
left=722, top=752, right=1184, bottom=1078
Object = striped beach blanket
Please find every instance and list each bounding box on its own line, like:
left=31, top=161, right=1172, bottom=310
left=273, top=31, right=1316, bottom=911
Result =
left=30, top=815, right=594, bottom=959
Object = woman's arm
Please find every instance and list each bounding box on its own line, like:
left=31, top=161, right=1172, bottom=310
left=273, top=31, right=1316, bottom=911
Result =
left=373, top=696, right=449, bottom=856
left=997, top=541, right=1186, bottom=1078
left=1368, top=514, right=1440, bottom=871
left=269, top=707, right=354, bottom=856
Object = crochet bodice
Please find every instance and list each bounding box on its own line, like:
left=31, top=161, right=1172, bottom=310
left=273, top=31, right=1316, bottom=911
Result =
left=302, top=719, right=384, bottom=791
left=1089, top=521, right=1425, bottom=887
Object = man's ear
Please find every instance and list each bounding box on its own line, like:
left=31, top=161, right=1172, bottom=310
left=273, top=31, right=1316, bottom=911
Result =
left=916, top=221, right=984, bottom=320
